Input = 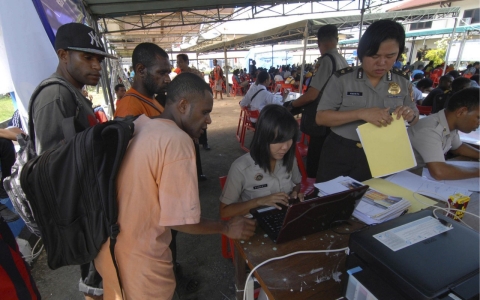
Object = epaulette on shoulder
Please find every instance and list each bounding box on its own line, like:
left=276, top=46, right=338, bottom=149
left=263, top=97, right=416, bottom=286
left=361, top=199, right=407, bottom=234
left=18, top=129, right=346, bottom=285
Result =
left=392, top=68, right=410, bottom=80
left=334, top=67, right=354, bottom=77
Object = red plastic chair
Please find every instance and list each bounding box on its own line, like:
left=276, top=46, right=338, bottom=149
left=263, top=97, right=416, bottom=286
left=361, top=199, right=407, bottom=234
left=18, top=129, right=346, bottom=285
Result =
left=280, top=82, right=294, bottom=94
left=219, top=176, right=236, bottom=260
left=295, top=132, right=310, bottom=180
left=416, top=105, right=432, bottom=116
left=230, top=78, right=244, bottom=97
left=430, top=68, right=443, bottom=87
left=240, top=108, right=259, bottom=152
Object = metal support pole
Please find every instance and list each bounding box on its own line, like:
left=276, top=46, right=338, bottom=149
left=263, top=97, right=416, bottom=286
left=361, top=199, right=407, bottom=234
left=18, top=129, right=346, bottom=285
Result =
left=224, top=45, right=229, bottom=95
left=298, top=20, right=309, bottom=95
left=455, top=31, right=468, bottom=70
left=196, top=52, right=199, bottom=69
left=92, top=19, right=115, bottom=117
left=272, top=45, right=274, bottom=68
left=357, top=0, right=366, bottom=66
left=408, top=37, right=416, bottom=64
left=443, top=17, right=458, bottom=74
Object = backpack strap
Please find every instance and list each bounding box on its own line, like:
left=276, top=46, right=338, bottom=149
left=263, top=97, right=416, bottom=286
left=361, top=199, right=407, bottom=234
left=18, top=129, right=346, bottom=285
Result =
left=305, top=53, right=336, bottom=93
left=124, top=93, right=162, bottom=114
left=250, top=88, right=265, bottom=102
left=27, top=77, right=82, bottom=151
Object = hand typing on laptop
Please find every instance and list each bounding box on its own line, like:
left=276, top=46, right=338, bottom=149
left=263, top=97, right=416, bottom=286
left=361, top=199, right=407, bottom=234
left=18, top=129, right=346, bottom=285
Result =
left=257, top=192, right=290, bottom=210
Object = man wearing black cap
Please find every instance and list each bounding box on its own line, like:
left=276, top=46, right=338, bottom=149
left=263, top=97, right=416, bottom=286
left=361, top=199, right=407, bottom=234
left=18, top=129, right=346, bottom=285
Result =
left=30, top=22, right=116, bottom=299
left=286, top=25, right=348, bottom=180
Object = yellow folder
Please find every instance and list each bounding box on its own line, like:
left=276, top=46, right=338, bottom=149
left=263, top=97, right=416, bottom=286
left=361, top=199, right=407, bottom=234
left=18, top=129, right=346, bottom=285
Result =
left=356, top=116, right=417, bottom=178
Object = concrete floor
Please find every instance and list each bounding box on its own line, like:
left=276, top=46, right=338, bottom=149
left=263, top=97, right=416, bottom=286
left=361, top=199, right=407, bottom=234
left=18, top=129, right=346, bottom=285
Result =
left=30, top=94, right=251, bottom=300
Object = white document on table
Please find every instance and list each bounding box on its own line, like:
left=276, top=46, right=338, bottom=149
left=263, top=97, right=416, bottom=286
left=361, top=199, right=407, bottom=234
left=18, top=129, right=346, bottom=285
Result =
left=386, top=171, right=472, bottom=201
left=314, top=176, right=364, bottom=195
left=373, top=216, right=453, bottom=251
left=422, top=162, right=480, bottom=192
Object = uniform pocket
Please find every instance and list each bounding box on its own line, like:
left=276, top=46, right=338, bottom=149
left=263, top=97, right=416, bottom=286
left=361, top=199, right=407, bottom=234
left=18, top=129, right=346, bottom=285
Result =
left=342, top=95, right=366, bottom=108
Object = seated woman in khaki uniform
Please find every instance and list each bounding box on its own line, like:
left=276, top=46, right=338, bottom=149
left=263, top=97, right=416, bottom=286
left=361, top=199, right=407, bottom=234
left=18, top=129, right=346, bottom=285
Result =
left=220, top=105, right=304, bottom=218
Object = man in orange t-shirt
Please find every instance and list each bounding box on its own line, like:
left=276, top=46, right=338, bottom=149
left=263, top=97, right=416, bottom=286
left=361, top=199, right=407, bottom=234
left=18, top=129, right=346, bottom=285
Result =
left=114, top=43, right=171, bottom=118
left=94, top=73, right=255, bottom=299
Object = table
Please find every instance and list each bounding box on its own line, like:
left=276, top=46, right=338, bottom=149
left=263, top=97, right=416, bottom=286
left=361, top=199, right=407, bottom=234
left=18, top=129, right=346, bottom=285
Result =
left=233, top=221, right=365, bottom=300
left=233, top=172, right=479, bottom=300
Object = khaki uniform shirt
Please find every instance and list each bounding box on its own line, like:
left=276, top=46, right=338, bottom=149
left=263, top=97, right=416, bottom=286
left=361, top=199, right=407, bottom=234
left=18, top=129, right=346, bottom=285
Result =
left=310, top=49, right=349, bottom=92
left=408, top=109, right=462, bottom=167
left=317, top=66, right=418, bottom=141
left=220, top=153, right=301, bottom=205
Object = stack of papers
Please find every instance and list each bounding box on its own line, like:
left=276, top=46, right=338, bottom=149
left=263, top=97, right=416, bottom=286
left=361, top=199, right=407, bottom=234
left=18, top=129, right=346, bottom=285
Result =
left=353, top=189, right=411, bottom=225
left=387, top=171, right=473, bottom=201
left=314, top=176, right=411, bottom=225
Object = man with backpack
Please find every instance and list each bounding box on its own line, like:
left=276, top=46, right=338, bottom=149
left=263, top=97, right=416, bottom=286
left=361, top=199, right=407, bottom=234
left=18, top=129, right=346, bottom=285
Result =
left=30, top=22, right=117, bottom=299
left=285, top=25, right=349, bottom=180
left=94, top=73, right=256, bottom=299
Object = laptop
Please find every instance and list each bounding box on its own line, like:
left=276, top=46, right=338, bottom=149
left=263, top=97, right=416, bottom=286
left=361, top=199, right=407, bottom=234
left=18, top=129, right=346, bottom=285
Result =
left=250, top=185, right=369, bottom=244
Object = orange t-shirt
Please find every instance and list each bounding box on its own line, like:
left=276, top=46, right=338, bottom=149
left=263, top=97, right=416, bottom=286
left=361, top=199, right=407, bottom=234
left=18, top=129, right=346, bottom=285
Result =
left=94, top=115, right=200, bottom=299
left=114, top=87, right=164, bottom=118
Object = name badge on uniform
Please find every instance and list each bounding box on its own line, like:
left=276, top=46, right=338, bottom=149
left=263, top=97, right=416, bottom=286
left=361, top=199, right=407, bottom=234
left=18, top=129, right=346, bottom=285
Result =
left=388, top=82, right=401, bottom=95
left=347, top=92, right=363, bottom=96
left=253, top=184, right=267, bottom=190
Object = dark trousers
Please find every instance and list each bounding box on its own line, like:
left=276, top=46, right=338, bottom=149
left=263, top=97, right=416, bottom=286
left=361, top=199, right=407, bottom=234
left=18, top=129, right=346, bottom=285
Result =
left=317, top=132, right=372, bottom=182
left=306, top=129, right=330, bottom=178
left=195, top=143, right=203, bottom=177
left=199, top=129, right=207, bottom=146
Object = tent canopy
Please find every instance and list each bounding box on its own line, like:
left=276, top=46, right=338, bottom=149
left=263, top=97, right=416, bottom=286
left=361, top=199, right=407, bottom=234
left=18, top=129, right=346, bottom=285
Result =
left=192, top=6, right=460, bottom=53
left=339, top=23, right=480, bottom=45
left=82, top=0, right=401, bottom=58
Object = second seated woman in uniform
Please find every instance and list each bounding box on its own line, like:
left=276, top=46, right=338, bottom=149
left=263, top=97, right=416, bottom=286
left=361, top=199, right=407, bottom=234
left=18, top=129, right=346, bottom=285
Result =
left=220, top=105, right=303, bottom=218
left=316, top=19, right=419, bottom=182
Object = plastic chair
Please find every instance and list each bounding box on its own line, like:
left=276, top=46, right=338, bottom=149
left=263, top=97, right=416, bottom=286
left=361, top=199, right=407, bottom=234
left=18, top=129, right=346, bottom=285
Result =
left=236, top=106, right=246, bottom=142
left=219, top=176, right=236, bottom=260
left=230, top=78, right=244, bottom=97
left=416, top=105, right=432, bottom=116
left=295, top=132, right=310, bottom=181
left=240, top=108, right=260, bottom=152
left=280, top=82, right=294, bottom=94
left=430, top=68, right=443, bottom=87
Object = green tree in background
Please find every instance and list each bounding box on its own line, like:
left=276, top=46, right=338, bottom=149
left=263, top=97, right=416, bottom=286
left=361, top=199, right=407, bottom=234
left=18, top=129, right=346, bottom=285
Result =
left=424, top=37, right=449, bottom=67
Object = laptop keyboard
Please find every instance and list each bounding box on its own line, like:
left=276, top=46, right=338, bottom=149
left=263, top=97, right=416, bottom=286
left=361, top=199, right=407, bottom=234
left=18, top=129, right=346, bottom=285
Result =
left=263, top=212, right=286, bottom=233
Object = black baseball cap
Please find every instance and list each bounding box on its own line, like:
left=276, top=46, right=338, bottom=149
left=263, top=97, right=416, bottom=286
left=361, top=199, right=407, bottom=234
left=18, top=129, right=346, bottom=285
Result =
left=55, top=23, right=117, bottom=59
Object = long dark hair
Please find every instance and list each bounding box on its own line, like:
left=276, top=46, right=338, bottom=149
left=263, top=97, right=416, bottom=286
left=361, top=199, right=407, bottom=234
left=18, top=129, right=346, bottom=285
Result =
left=249, top=105, right=298, bottom=173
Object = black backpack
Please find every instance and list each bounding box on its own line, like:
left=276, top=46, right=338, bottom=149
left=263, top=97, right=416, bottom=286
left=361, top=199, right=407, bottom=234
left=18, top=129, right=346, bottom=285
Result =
left=300, top=53, right=336, bottom=137
left=4, top=78, right=133, bottom=286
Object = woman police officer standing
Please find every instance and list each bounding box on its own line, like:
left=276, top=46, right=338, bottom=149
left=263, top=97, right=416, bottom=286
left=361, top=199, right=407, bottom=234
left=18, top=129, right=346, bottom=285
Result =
left=316, top=20, right=418, bottom=182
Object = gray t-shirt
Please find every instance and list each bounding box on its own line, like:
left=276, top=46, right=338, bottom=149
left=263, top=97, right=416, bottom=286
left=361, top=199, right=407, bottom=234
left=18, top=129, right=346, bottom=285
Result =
left=220, top=153, right=301, bottom=205
left=408, top=109, right=462, bottom=167
left=32, top=73, right=97, bottom=154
